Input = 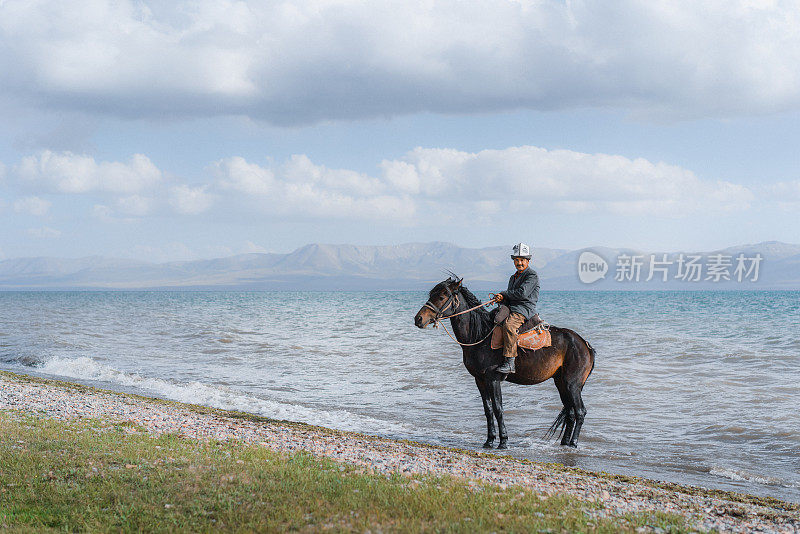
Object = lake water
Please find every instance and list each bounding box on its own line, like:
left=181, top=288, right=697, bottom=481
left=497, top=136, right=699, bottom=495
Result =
left=1, top=290, right=798, bottom=503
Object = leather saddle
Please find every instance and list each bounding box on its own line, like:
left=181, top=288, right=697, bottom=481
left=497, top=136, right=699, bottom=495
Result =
left=490, top=306, right=551, bottom=351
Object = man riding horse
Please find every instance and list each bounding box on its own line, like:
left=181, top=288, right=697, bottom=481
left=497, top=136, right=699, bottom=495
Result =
left=493, top=242, right=541, bottom=374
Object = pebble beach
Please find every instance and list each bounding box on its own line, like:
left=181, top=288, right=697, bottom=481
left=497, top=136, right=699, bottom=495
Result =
left=1, top=371, right=798, bottom=533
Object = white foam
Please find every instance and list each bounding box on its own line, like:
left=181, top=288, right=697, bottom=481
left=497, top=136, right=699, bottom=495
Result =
left=36, top=356, right=416, bottom=437
left=709, top=466, right=793, bottom=487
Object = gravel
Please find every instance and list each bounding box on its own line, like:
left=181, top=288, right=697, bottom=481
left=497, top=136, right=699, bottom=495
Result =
left=1, top=372, right=797, bottom=533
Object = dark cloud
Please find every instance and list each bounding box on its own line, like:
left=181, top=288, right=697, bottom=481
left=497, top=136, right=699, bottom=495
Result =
left=1, top=1, right=800, bottom=124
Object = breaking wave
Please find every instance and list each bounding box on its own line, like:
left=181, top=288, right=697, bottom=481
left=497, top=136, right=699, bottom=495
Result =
left=709, top=466, right=797, bottom=488
left=33, top=355, right=416, bottom=438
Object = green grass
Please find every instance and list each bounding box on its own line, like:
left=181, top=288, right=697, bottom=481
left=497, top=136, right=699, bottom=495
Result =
left=2, top=370, right=796, bottom=516
left=0, top=412, right=689, bottom=533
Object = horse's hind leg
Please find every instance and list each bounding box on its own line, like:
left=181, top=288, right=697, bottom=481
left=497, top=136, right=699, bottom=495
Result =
left=554, top=373, right=575, bottom=446
left=475, top=376, right=496, bottom=448
left=566, top=383, right=587, bottom=448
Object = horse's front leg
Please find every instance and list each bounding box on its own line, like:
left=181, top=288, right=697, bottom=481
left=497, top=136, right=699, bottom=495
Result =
left=475, top=376, right=496, bottom=448
left=489, top=377, right=508, bottom=449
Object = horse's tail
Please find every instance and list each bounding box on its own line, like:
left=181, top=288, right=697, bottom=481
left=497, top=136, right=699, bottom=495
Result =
left=545, top=406, right=569, bottom=440
left=584, top=339, right=596, bottom=384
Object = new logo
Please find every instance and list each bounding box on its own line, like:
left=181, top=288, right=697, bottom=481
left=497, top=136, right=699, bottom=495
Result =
left=577, top=251, right=608, bottom=284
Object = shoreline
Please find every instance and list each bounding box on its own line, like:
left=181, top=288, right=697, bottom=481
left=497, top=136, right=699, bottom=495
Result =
left=1, top=370, right=798, bottom=532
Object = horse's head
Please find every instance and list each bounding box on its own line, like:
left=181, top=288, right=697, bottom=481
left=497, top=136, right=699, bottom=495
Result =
left=414, top=276, right=463, bottom=328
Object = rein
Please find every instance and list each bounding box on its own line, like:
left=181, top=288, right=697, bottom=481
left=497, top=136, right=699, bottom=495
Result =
left=436, top=320, right=495, bottom=347
left=439, top=299, right=496, bottom=320
left=428, top=291, right=496, bottom=347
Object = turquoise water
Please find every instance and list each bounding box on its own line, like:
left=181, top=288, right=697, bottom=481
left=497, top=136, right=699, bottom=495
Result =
left=1, top=290, right=798, bottom=502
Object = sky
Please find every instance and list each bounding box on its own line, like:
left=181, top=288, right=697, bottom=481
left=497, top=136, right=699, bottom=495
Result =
left=2, top=0, right=800, bottom=262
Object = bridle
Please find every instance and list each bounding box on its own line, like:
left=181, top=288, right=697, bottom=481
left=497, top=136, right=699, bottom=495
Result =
left=423, top=283, right=496, bottom=347
left=422, top=285, right=461, bottom=322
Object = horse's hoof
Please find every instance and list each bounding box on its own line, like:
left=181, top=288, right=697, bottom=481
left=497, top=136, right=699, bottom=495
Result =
left=497, top=441, right=508, bottom=450
left=568, top=442, right=578, bottom=448
left=482, top=441, right=494, bottom=449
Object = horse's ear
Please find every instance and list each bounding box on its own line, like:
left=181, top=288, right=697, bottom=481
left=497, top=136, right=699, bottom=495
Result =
left=456, top=277, right=463, bottom=288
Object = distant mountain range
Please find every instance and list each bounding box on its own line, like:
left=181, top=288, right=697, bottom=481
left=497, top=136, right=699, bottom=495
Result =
left=0, top=241, right=798, bottom=290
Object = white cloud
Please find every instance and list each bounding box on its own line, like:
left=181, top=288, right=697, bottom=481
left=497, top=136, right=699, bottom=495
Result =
left=169, top=185, right=213, bottom=214
left=386, top=146, right=754, bottom=215
left=213, top=157, right=274, bottom=195
left=210, top=146, right=753, bottom=221
left=3, top=145, right=759, bottom=225
left=768, top=180, right=800, bottom=210
left=14, top=196, right=51, bottom=216
left=16, top=151, right=161, bottom=194
left=116, top=195, right=152, bottom=216
left=281, top=155, right=384, bottom=196
left=3, top=1, right=800, bottom=122
left=381, top=160, right=421, bottom=195
left=27, top=226, right=61, bottom=238
left=211, top=156, right=415, bottom=220
left=770, top=180, right=800, bottom=200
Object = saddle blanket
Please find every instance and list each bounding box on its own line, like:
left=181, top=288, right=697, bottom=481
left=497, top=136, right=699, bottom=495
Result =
left=491, top=325, right=552, bottom=351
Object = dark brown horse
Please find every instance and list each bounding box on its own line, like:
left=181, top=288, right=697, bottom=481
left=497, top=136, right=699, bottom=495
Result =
left=414, top=276, right=595, bottom=449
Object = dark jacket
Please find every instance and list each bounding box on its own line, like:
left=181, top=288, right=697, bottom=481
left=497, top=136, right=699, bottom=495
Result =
left=500, top=267, right=539, bottom=320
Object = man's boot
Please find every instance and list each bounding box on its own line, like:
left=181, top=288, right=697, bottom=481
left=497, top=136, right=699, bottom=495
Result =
left=496, top=357, right=515, bottom=374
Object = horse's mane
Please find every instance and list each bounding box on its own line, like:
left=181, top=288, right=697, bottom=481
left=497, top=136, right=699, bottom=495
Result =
left=459, top=285, right=490, bottom=318
left=459, top=285, right=494, bottom=341
left=428, top=271, right=460, bottom=299
left=428, top=280, right=450, bottom=299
